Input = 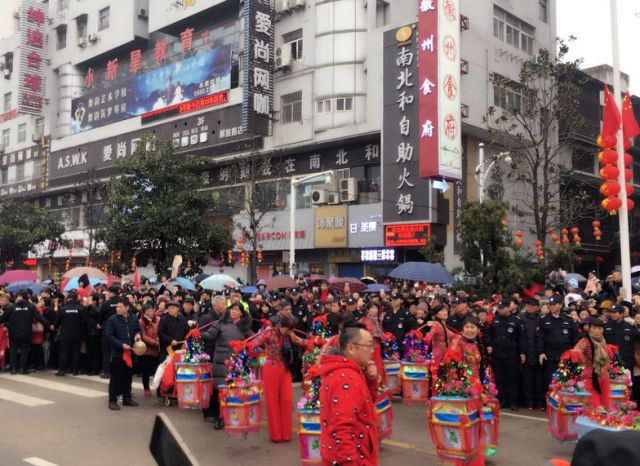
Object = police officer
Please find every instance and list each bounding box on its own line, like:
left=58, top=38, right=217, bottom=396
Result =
left=55, top=291, right=86, bottom=376
left=382, top=292, right=415, bottom=355
left=604, top=305, right=638, bottom=371
left=1, top=291, right=53, bottom=374
left=520, top=298, right=545, bottom=410
left=486, top=299, right=526, bottom=411
left=447, top=296, right=470, bottom=332
left=99, top=285, right=120, bottom=378
left=289, top=287, right=308, bottom=382
left=536, top=294, right=578, bottom=391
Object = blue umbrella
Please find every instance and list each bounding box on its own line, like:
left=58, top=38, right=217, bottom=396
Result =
left=6, top=281, right=47, bottom=294
left=241, top=286, right=257, bottom=295
left=199, top=274, right=239, bottom=291
left=364, top=284, right=390, bottom=293
left=192, top=273, right=210, bottom=283
left=163, top=277, right=196, bottom=292
left=388, top=262, right=454, bottom=284
left=63, top=277, right=105, bottom=292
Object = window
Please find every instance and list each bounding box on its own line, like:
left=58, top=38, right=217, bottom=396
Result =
left=281, top=91, right=302, bottom=124
left=2, top=128, right=9, bottom=148
left=76, top=15, right=87, bottom=39
left=18, top=123, right=26, bottom=143
left=376, top=0, right=390, bottom=28
left=3, top=92, right=10, bottom=112
left=539, top=0, right=548, bottom=23
left=57, top=0, right=69, bottom=12
left=7, top=165, right=16, bottom=184
left=0, top=168, right=7, bottom=185
left=24, top=161, right=34, bottom=180
left=98, top=7, right=110, bottom=31
left=283, top=29, right=303, bottom=61
left=336, top=97, right=353, bottom=111
left=493, top=6, right=535, bottom=55
left=317, top=99, right=332, bottom=113
left=56, top=25, right=67, bottom=50
left=493, top=77, right=528, bottom=113
left=255, top=180, right=288, bottom=211
left=15, top=164, right=24, bottom=182
left=35, top=117, right=44, bottom=139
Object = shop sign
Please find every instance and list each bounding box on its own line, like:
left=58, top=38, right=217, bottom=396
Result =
left=315, top=205, right=348, bottom=248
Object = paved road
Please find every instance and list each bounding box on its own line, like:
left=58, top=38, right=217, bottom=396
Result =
left=0, top=371, right=575, bottom=466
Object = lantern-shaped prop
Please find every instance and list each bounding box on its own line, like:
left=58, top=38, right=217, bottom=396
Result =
left=400, top=361, right=429, bottom=404
left=175, top=362, right=213, bottom=409
left=514, top=230, right=523, bottom=249
left=570, top=227, right=581, bottom=247
left=428, top=397, right=482, bottom=464
left=297, top=409, right=322, bottom=465
left=561, top=229, right=569, bottom=245
left=548, top=228, right=560, bottom=244
left=382, top=360, right=401, bottom=395
left=592, top=221, right=602, bottom=241
left=375, top=394, right=394, bottom=440
left=547, top=390, right=591, bottom=443
left=480, top=400, right=500, bottom=457
left=608, top=351, right=633, bottom=411
left=220, top=341, right=263, bottom=436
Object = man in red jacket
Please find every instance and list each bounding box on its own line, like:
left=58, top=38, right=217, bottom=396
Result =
left=320, top=324, right=380, bottom=466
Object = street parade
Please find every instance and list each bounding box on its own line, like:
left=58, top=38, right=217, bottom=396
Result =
left=2, top=0, right=640, bottom=465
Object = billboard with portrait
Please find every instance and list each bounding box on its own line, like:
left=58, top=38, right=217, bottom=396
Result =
left=70, top=45, right=231, bottom=134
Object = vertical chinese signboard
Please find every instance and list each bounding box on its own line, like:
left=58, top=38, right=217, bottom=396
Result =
left=418, top=0, right=461, bottom=180
left=243, top=0, right=275, bottom=136
left=382, top=24, right=432, bottom=225
left=19, top=0, right=47, bottom=116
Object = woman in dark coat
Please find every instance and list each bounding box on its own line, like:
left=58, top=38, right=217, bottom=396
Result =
left=202, top=302, right=253, bottom=430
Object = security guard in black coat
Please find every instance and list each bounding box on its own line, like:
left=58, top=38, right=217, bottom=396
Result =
left=99, top=285, right=121, bottom=378
left=447, top=296, right=471, bottom=332
left=289, top=287, right=309, bottom=382
left=536, top=294, right=578, bottom=391
left=382, top=292, right=416, bottom=356
left=519, top=298, right=545, bottom=409
left=55, top=292, right=86, bottom=376
left=485, top=299, right=526, bottom=410
left=1, top=292, right=52, bottom=374
left=604, top=305, right=638, bottom=370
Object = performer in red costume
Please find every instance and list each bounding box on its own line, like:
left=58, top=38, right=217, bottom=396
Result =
left=247, top=314, right=306, bottom=443
left=425, top=304, right=456, bottom=367
left=565, top=318, right=614, bottom=410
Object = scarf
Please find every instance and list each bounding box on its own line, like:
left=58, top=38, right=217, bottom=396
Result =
left=365, top=315, right=384, bottom=338
left=590, top=335, right=610, bottom=378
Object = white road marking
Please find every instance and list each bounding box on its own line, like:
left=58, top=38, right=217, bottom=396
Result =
left=23, top=457, right=60, bottom=466
left=0, top=389, right=54, bottom=407
left=501, top=411, right=547, bottom=422
left=73, top=374, right=144, bottom=390
left=0, top=374, right=106, bottom=398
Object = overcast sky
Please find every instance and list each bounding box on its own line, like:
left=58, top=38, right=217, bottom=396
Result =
left=557, top=0, right=640, bottom=94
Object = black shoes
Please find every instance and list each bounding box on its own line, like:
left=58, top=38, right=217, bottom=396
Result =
left=55, top=371, right=65, bottom=377
left=213, top=418, right=225, bottom=430
left=99, top=372, right=110, bottom=379
left=122, top=398, right=139, bottom=407
left=510, top=403, right=519, bottom=412
left=109, top=401, right=120, bottom=410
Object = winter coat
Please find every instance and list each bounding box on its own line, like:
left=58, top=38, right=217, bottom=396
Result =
left=202, top=313, right=253, bottom=388
left=157, top=313, right=190, bottom=359
left=99, top=297, right=120, bottom=326
left=1, top=300, right=49, bottom=340
left=56, top=300, right=86, bottom=342
left=104, top=312, right=141, bottom=359
left=85, top=304, right=102, bottom=337
left=31, top=307, right=46, bottom=345
left=319, top=354, right=379, bottom=466
left=139, top=315, right=160, bottom=358
left=519, top=311, right=541, bottom=363
left=196, top=311, right=219, bottom=359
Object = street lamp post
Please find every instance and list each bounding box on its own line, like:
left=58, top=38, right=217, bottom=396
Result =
left=475, top=143, right=512, bottom=202
left=289, top=171, right=334, bottom=278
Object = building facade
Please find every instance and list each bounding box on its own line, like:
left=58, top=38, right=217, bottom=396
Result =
left=0, top=0, right=560, bottom=281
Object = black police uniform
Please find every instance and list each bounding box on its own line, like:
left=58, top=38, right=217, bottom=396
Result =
left=485, top=312, right=526, bottom=407
left=1, top=299, right=50, bottom=373
left=382, top=306, right=415, bottom=356
left=99, top=295, right=120, bottom=376
left=290, top=296, right=309, bottom=382
left=446, top=312, right=466, bottom=332
left=536, top=313, right=578, bottom=390
left=520, top=310, right=545, bottom=408
left=56, top=299, right=86, bottom=374
left=604, top=319, right=638, bottom=370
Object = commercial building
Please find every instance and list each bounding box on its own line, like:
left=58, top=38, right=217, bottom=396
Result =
left=0, top=0, right=562, bottom=282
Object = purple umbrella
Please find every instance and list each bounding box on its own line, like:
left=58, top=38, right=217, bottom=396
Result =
left=328, top=277, right=367, bottom=295
left=0, top=269, right=38, bottom=285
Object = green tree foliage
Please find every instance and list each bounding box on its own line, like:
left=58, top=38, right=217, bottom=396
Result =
left=100, top=135, right=232, bottom=275
left=419, top=235, right=444, bottom=264
left=485, top=41, right=593, bottom=242
left=0, top=199, right=65, bottom=272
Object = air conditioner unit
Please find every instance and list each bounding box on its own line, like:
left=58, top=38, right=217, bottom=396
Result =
left=277, top=0, right=291, bottom=12
left=339, top=177, right=358, bottom=202
left=327, top=192, right=340, bottom=205
left=87, top=33, right=98, bottom=43
left=295, top=0, right=305, bottom=7
left=311, top=189, right=327, bottom=205
left=275, top=45, right=292, bottom=69
left=77, top=37, right=87, bottom=47
left=138, top=8, right=148, bottom=19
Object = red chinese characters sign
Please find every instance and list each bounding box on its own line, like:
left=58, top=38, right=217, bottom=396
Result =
left=418, top=0, right=461, bottom=180
left=19, top=1, right=48, bottom=116
left=384, top=223, right=431, bottom=247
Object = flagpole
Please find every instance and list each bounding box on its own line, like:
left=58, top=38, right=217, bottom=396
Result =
left=611, top=0, right=632, bottom=299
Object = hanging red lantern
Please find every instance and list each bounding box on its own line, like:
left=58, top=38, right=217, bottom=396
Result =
left=551, top=234, right=560, bottom=243
left=623, top=152, right=633, bottom=167
left=535, top=249, right=545, bottom=258
left=570, top=227, right=579, bottom=235
left=594, top=256, right=605, bottom=265
left=501, top=217, right=509, bottom=230
left=227, top=249, right=233, bottom=263
left=600, top=180, right=620, bottom=197
left=597, top=134, right=617, bottom=149
left=627, top=199, right=635, bottom=211
left=624, top=168, right=632, bottom=181
left=256, top=247, right=264, bottom=263
left=533, top=240, right=542, bottom=248
left=625, top=183, right=634, bottom=196
left=592, top=220, right=602, bottom=241
left=602, top=196, right=622, bottom=214
left=560, top=228, right=569, bottom=245
left=573, top=236, right=582, bottom=246
left=598, top=149, right=618, bottom=165
left=600, top=166, right=620, bottom=180
left=515, top=230, right=523, bottom=238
